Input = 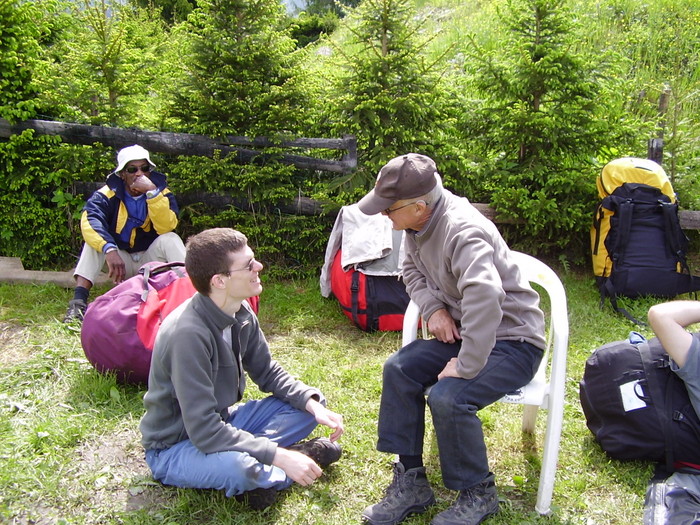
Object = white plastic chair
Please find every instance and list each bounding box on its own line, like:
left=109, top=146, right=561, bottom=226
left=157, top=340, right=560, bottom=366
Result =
left=401, top=251, right=568, bottom=515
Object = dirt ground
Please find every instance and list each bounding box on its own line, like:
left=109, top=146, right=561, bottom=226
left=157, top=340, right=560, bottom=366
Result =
left=77, top=427, right=166, bottom=516
left=0, top=322, right=171, bottom=524
left=0, top=322, right=30, bottom=366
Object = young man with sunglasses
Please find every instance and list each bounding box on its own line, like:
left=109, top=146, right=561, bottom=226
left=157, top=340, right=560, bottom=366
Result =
left=140, top=228, right=344, bottom=509
left=64, top=144, right=186, bottom=323
left=357, top=154, right=546, bottom=525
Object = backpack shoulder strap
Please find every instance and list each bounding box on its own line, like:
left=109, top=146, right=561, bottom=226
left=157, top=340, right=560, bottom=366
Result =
left=592, top=203, right=605, bottom=256
left=351, top=270, right=361, bottom=328
left=640, top=342, right=675, bottom=472
left=660, top=201, right=691, bottom=273
left=611, top=197, right=635, bottom=263
left=603, top=279, right=648, bottom=326
left=599, top=196, right=648, bottom=325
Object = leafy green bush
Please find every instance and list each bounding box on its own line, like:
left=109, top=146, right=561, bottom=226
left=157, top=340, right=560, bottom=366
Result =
left=0, top=133, right=75, bottom=269
left=0, top=0, right=41, bottom=121
left=167, top=155, right=334, bottom=278
left=0, top=1, right=85, bottom=269
left=186, top=208, right=333, bottom=279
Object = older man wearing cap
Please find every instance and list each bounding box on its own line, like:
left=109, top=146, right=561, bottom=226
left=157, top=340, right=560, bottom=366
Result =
left=64, top=145, right=186, bottom=323
left=358, top=154, right=546, bottom=525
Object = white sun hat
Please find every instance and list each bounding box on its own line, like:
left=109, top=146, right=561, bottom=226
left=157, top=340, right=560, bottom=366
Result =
left=114, top=145, right=156, bottom=173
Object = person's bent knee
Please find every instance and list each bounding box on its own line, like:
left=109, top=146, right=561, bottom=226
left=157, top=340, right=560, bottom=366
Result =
left=156, top=232, right=184, bottom=248
left=152, top=232, right=186, bottom=262
left=427, top=378, right=477, bottom=416
left=382, top=351, right=407, bottom=385
left=158, top=231, right=181, bottom=241
left=383, top=350, right=401, bottom=373
left=426, top=380, right=451, bottom=414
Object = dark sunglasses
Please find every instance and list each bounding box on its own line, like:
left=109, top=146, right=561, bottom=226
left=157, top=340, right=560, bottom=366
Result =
left=124, top=164, right=152, bottom=174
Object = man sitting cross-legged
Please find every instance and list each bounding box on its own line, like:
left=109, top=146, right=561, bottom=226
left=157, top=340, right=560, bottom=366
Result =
left=139, top=227, right=344, bottom=509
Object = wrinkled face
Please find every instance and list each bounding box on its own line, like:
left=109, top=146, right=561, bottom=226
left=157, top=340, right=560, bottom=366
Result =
left=221, top=245, right=264, bottom=300
left=381, top=199, right=425, bottom=231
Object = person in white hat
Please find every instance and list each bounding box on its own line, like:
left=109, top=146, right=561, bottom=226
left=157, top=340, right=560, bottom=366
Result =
left=64, top=144, right=186, bottom=323
left=357, top=153, right=546, bottom=525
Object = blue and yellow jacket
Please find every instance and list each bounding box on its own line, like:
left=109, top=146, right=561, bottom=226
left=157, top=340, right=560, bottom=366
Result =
left=80, top=171, right=180, bottom=254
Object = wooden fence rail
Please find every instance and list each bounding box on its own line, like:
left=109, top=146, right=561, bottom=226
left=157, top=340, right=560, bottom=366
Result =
left=0, top=118, right=357, bottom=174
left=2, top=118, right=699, bottom=227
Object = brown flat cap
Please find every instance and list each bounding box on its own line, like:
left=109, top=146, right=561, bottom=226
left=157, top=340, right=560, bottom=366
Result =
left=357, top=153, right=438, bottom=215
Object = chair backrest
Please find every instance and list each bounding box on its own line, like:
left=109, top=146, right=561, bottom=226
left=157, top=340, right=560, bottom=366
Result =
left=502, top=251, right=569, bottom=408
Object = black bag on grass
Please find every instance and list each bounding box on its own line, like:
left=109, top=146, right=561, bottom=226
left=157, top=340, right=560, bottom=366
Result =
left=579, top=332, right=700, bottom=472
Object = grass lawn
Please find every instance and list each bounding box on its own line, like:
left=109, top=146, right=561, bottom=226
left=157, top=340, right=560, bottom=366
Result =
left=0, top=264, right=671, bottom=524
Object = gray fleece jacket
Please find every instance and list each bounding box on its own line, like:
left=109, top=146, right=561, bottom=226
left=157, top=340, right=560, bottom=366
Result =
left=139, top=292, right=323, bottom=465
left=403, top=188, right=546, bottom=379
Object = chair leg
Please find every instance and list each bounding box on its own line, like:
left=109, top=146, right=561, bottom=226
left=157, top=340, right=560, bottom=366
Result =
left=534, top=400, right=564, bottom=514
left=521, top=404, right=538, bottom=434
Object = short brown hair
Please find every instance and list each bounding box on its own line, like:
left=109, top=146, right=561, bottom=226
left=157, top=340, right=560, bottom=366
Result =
left=185, top=228, right=248, bottom=295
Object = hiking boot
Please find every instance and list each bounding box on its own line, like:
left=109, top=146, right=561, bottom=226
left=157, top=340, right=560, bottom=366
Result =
left=63, top=299, right=87, bottom=323
left=235, top=487, right=278, bottom=510
left=288, top=437, right=342, bottom=468
left=430, top=473, right=499, bottom=525
left=361, top=462, right=435, bottom=525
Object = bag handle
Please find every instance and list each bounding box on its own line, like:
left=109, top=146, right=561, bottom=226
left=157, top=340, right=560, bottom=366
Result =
left=138, top=261, right=186, bottom=302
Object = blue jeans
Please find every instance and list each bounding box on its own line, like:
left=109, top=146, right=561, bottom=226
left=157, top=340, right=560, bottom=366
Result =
left=145, top=396, right=317, bottom=497
left=377, top=338, right=543, bottom=490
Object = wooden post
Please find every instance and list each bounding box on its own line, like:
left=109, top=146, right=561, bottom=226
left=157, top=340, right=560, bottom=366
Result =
left=648, top=85, right=671, bottom=165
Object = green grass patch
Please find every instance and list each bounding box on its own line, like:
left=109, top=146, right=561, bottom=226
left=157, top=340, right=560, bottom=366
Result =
left=0, top=269, right=679, bottom=524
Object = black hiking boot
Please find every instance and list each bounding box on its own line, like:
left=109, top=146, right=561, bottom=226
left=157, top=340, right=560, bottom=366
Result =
left=430, top=473, right=499, bottom=525
left=235, top=487, right=278, bottom=510
left=63, top=299, right=87, bottom=323
left=361, top=462, right=435, bottom=525
left=288, top=437, right=343, bottom=468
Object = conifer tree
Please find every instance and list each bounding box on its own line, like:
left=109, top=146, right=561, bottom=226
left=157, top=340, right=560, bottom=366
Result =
left=460, top=0, right=644, bottom=250
left=171, top=0, right=309, bottom=137
left=327, top=0, right=448, bottom=189
left=35, top=0, right=171, bottom=128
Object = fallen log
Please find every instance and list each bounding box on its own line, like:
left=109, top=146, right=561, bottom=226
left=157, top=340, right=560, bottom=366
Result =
left=0, top=118, right=357, bottom=174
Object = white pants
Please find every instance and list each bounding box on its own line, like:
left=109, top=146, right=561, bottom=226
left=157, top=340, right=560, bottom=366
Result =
left=73, top=232, right=186, bottom=285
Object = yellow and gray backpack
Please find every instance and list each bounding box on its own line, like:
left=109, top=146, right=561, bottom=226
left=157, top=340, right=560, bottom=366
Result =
left=591, top=157, right=699, bottom=322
